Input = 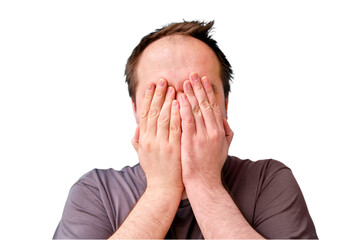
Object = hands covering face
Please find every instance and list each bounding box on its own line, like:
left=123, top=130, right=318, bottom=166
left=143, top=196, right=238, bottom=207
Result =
left=132, top=72, right=233, bottom=193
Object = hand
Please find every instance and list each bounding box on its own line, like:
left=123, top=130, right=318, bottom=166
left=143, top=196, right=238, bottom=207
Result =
left=132, top=78, right=183, bottom=195
left=178, top=73, right=233, bottom=187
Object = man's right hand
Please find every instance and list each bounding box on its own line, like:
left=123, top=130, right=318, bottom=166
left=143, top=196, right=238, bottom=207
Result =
left=110, top=79, right=183, bottom=239
left=132, top=78, right=183, bottom=196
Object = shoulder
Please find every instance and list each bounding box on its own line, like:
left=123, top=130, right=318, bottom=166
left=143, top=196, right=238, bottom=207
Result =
left=53, top=164, right=146, bottom=239
left=71, top=164, right=147, bottom=212
left=223, top=156, right=290, bottom=182
left=76, top=163, right=146, bottom=192
left=224, top=156, right=317, bottom=239
left=222, top=156, right=296, bottom=222
left=224, top=156, right=299, bottom=203
left=225, top=155, right=288, bottom=169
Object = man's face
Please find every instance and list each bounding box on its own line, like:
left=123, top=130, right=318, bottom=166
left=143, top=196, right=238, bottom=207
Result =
left=133, top=35, right=228, bottom=123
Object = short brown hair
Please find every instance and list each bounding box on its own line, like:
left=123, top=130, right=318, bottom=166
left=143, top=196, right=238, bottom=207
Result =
left=125, top=20, right=233, bottom=103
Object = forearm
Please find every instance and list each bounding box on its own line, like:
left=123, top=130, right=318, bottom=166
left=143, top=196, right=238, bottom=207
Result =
left=109, top=187, right=182, bottom=239
left=186, top=181, right=265, bottom=239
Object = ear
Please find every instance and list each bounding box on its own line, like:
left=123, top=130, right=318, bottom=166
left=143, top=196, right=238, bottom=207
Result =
left=225, top=97, right=229, bottom=119
left=132, top=99, right=139, bottom=124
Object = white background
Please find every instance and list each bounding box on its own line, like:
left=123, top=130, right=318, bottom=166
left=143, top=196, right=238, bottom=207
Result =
left=0, top=1, right=359, bottom=239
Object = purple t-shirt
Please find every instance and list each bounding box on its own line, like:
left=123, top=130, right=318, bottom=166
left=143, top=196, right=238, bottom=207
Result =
left=54, top=156, right=318, bottom=239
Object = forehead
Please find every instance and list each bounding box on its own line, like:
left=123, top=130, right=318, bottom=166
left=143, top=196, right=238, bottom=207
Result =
left=136, top=35, right=221, bottom=93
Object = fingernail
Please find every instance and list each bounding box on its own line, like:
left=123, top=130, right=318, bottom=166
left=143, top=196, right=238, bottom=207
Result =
left=190, top=73, right=199, bottom=82
left=185, top=81, right=192, bottom=91
left=158, top=79, right=165, bottom=87
left=147, top=83, right=153, bottom=91
left=172, top=100, right=178, bottom=108
left=202, top=76, right=211, bottom=88
left=167, top=87, right=173, bottom=95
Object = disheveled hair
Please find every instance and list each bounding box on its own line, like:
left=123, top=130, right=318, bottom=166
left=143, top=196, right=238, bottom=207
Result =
left=125, top=20, right=233, bottom=103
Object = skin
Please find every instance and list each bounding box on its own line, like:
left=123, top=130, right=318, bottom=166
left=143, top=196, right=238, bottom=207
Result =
left=133, top=35, right=228, bottom=199
left=110, top=35, right=264, bottom=239
left=133, top=35, right=228, bottom=121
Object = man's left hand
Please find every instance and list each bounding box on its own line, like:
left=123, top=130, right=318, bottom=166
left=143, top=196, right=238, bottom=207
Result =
left=178, top=72, right=234, bottom=188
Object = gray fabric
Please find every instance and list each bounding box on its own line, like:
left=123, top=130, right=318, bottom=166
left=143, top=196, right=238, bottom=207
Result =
left=53, top=156, right=318, bottom=239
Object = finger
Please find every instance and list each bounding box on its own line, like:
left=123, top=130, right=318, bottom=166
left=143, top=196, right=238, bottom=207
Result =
left=139, top=83, right=155, bottom=135
left=131, top=125, right=140, bottom=153
left=157, top=86, right=175, bottom=140
left=147, top=79, right=167, bottom=136
left=178, top=92, right=196, bottom=134
left=169, top=99, right=181, bottom=144
left=223, top=117, right=234, bottom=146
left=189, top=73, right=217, bottom=130
left=201, top=76, right=223, bottom=128
left=183, top=80, right=205, bottom=133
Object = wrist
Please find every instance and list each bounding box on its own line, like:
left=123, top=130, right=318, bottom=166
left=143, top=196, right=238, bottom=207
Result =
left=184, top=177, right=224, bottom=194
left=145, top=184, right=183, bottom=201
left=184, top=179, right=228, bottom=209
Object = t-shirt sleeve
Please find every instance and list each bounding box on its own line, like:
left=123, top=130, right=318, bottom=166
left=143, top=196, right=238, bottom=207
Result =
left=253, top=161, right=318, bottom=239
left=53, top=181, right=113, bottom=239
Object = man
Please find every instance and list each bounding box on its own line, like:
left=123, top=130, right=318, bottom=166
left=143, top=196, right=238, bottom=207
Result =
left=54, top=21, right=318, bottom=239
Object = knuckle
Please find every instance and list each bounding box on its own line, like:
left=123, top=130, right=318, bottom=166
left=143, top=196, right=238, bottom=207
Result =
left=192, top=105, right=201, bottom=115
left=164, top=146, right=174, bottom=154
left=139, top=140, right=152, bottom=151
left=184, top=115, right=194, bottom=124
left=186, top=89, right=194, bottom=96
left=149, top=109, right=159, bottom=118
left=143, top=92, right=153, bottom=103
left=196, top=136, right=206, bottom=146
left=144, top=91, right=153, bottom=100
left=209, top=130, right=222, bottom=141
left=200, top=100, right=211, bottom=110
left=211, top=102, right=220, bottom=112
left=155, top=90, right=164, bottom=97
left=140, top=109, right=149, bottom=118
left=195, top=84, right=203, bottom=91
left=185, top=150, right=196, bottom=160
left=170, top=123, right=179, bottom=132
left=158, top=114, right=169, bottom=124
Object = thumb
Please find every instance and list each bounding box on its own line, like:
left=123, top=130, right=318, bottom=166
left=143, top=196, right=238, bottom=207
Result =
left=131, top=125, right=140, bottom=153
left=223, top=118, right=234, bottom=146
